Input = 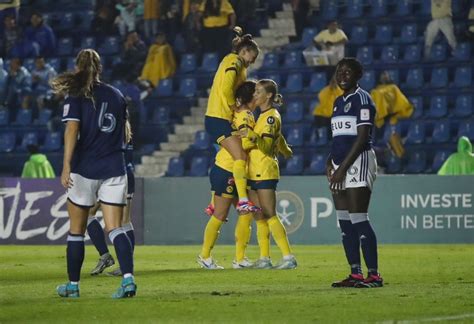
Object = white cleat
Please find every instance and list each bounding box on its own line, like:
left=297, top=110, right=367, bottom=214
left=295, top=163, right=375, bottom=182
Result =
left=232, top=258, right=254, bottom=269
left=197, top=255, right=224, bottom=270
left=253, top=257, right=273, bottom=269
left=273, top=255, right=297, bottom=270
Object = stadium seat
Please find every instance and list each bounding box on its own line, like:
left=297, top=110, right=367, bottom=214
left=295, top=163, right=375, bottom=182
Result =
left=286, top=125, right=304, bottom=147
left=192, top=130, right=211, bottom=150
left=431, top=150, right=451, bottom=172
left=66, top=56, right=76, bottom=71
left=321, top=0, right=338, bottom=20
left=263, top=72, right=281, bottom=86
left=374, top=25, right=392, bottom=45
left=457, top=120, right=474, bottom=140
left=386, top=155, right=402, bottom=174
left=200, top=52, right=219, bottom=72
left=451, top=42, right=471, bottom=61
left=35, top=109, right=53, bottom=125
left=405, top=151, right=427, bottom=174
left=452, top=67, right=472, bottom=88
left=284, top=154, right=304, bottom=175
left=307, top=153, right=326, bottom=175
left=284, top=101, right=304, bottom=123
left=0, top=109, right=9, bottom=126
left=399, top=24, right=417, bottom=44
left=403, top=44, right=422, bottom=63
left=57, top=37, right=73, bottom=56
left=419, top=0, right=431, bottom=15
left=386, top=69, right=399, bottom=85
left=283, top=73, right=303, bottom=93
left=179, top=54, right=197, bottom=73
left=14, top=109, right=33, bottom=126
left=345, top=0, right=364, bottom=18
left=381, top=123, right=403, bottom=144
left=394, top=0, right=412, bottom=16
left=453, top=95, right=472, bottom=118
left=430, top=67, right=448, bottom=88
left=77, top=10, right=94, bottom=32
left=405, top=121, right=426, bottom=144
left=404, top=68, right=424, bottom=89
left=56, top=12, right=75, bottom=32
left=154, top=78, right=173, bottom=97
left=312, top=127, right=329, bottom=146
left=0, top=132, right=16, bottom=153
left=428, top=44, right=447, bottom=62
left=427, top=96, right=448, bottom=118
left=306, top=72, right=327, bottom=93
left=409, top=96, right=424, bottom=119
left=356, top=46, right=373, bottom=65
left=431, top=120, right=451, bottom=143
left=178, top=78, right=197, bottom=97
left=151, top=106, right=170, bottom=125
left=380, top=45, right=399, bottom=64
left=261, top=52, right=279, bottom=69
left=20, top=132, right=39, bottom=151
left=284, top=51, right=304, bottom=68
left=41, top=132, right=62, bottom=152
left=350, top=26, right=368, bottom=45
left=98, top=36, right=120, bottom=55
left=189, top=156, right=209, bottom=176
left=48, top=58, right=62, bottom=72
left=370, top=0, right=387, bottom=17
left=166, top=157, right=185, bottom=177
left=81, top=36, right=96, bottom=50
left=300, top=28, right=318, bottom=48
left=359, top=70, right=375, bottom=90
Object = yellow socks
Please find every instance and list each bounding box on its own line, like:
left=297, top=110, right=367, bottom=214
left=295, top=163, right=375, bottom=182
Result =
left=268, top=216, right=291, bottom=257
left=200, top=216, right=223, bottom=259
left=235, top=213, right=253, bottom=261
left=233, top=159, right=248, bottom=201
left=256, top=219, right=270, bottom=258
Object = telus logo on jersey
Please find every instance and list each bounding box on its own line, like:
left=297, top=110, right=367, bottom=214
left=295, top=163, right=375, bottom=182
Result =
left=331, top=116, right=357, bottom=136
left=276, top=191, right=304, bottom=234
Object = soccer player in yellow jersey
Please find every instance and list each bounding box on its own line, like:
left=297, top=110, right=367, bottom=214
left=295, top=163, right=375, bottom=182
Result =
left=204, top=28, right=260, bottom=214
left=240, top=79, right=297, bottom=269
left=198, top=81, right=258, bottom=269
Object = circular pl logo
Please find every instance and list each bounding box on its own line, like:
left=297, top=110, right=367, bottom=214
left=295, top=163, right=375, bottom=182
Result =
left=276, top=191, right=304, bottom=234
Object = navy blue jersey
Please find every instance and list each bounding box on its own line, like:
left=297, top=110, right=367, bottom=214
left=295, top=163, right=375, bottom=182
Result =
left=330, top=87, right=376, bottom=165
left=61, top=82, right=127, bottom=179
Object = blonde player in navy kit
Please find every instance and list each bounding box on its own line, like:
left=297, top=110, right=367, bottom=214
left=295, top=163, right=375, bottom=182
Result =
left=327, top=58, right=383, bottom=288
left=52, top=49, right=136, bottom=298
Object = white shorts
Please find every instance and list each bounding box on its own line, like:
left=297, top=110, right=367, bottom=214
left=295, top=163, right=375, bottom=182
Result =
left=67, top=173, right=127, bottom=208
left=332, top=149, right=377, bottom=191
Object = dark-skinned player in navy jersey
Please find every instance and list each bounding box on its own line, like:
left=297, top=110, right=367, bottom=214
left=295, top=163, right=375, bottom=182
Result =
left=327, top=58, right=383, bottom=288
left=52, top=49, right=137, bottom=298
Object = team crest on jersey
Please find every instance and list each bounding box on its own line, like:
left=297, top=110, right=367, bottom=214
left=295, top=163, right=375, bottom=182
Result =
left=344, top=102, right=352, bottom=113
left=348, top=166, right=358, bottom=175
left=226, top=185, right=234, bottom=193
left=276, top=191, right=305, bottom=234
left=267, top=116, right=275, bottom=124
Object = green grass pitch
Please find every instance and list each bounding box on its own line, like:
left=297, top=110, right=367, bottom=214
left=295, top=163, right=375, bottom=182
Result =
left=1, top=245, right=474, bottom=323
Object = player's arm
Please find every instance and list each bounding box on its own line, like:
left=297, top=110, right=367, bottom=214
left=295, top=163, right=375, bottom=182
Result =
left=222, top=61, right=240, bottom=111
left=62, top=120, right=79, bottom=188
left=277, top=134, right=293, bottom=159
left=240, top=128, right=275, bottom=155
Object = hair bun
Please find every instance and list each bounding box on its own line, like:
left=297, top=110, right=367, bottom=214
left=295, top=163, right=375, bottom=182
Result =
left=242, top=34, right=253, bottom=41
left=233, top=26, right=243, bottom=37
left=274, top=93, right=284, bottom=105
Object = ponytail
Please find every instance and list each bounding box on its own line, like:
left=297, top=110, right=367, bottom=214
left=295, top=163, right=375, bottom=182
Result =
left=258, top=79, right=283, bottom=106
left=231, top=26, right=259, bottom=55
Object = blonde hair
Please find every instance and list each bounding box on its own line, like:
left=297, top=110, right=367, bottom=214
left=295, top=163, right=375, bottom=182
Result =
left=258, top=79, right=284, bottom=106
left=125, top=119, right=133, bottom=143
left=50, top=49, right=102, bottom=99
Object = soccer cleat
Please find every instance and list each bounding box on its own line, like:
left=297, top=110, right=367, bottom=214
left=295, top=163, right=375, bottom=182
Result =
left=331, top=274, right=364, bottom=288
left=107, top=268, right=123, bottom=277
left=90, top=253, right=115, bottom=275
left=236, top=201, right=261, bottom=214
left=273, top=255, right=297, bottom=270
left=354, top=274, right=384, bottom=288
left=204, top=204, right=214, bottom=217
left=112, top=276, right=137, bottom=299
left=232, top=257, right=254, bottom=269
left=197, top=255, right=224, bottom=270
left=56, top=282, right=80, bottom=298
left=253, top=257, right=273, bottom=269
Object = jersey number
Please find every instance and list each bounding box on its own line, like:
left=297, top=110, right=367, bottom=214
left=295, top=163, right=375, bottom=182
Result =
left=98, top=102, right=116, bottom=133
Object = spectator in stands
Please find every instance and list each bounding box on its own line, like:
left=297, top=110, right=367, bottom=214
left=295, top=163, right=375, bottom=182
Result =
left=424, top=0, right=457, bottom=59
left=312, top=73, right=343, bottom=132
left=143, top=0, right=160, bottom=40
left=21, top=144, right=56, bottom=179
left=0, top=58, right=32, bottom=110
left=199, top=0, right=236, bottom=59
left=115, top=0, right=140, bottom=36
left=466, top=5, right=474, bottom=40
left=0, top=15, right=20, bottom=58
left=230, top=0, right=257, bottom=36
left=438, top=136, right=474, bottom=175
left=370, top=71, right=413, bottom=129
left=31, top=57, right=57, bottom=110
left=111, top=31, right=147, bottom=81
left=92, top=5, right=119, bottom=36
left=9, top=31, right=40, bottom=59
left=0, top=0, right=20, bottom=34
left=183, top=0, right=202, bottom=53
left=0, top=58, right=7, bottom=101
left=292, top=0, right=310, bottom=40
left=313, top=20, right=348, bottom=65
left=24, top=12, right=56, bottom=57
left=140, top=32, right=176, bottom=87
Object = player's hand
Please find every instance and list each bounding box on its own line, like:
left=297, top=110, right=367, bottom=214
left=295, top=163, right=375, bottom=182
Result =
left=61, top=166, right=73, bottom=189
left=329, top=167, right=345, bottom=194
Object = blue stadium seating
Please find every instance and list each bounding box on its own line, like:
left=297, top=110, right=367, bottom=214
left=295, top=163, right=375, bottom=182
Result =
left=404, top=68, right=424, bottom=89
left=261, top=52, right=279, bottom=69
left=189, top=156, right=209, bottom=176
left=356, top=46, right=373, bottom=65
left=81, top=36, right=96, bottom=50
left=77, top=10, right=94, bottom=32
left=14, top=109, right=33, bottom=126
left=405, top=121, right=426, bottom=144
left=405, top=151, right=427, bottom=174
left=178, top=78, right=197, bottom=97
left=306, top=72, right=327, bottom=93
left=452, top=67, right=472, bottom=88
left=300, top=28, right=318, bottom=47
left=431, top=120, right=451, bottom=143
left=370, top=0, right=387, bottom=17
left=152, top=106, right=170, bottom=125
left=48, top=58, right=61, bottom=72
left=20, top=132, right=39, bottom=151
left=457, top=120, right=474, bottom=140
left=192, top=130, right=211, bottom=150
left=374, top=25, right=393, bottom=45
left=427, top=96, right=448, bottom=118
left=179, top=54, right=197, bottom=73
left=283, top=73, right=303, bottom=93
left=42, top=132, right=62, bottom=152
left=429, top=44, right=447, bottom=62
left=403, top=44, right=422, bottom=63
left=386, top=69, right=399, bottom=84
left=409, top=96, right=424, bottom=119
left=200, top=53, right=219, bottom=72
left=394, top=0, right=412, bottom=16
left=98, top=36, right=120, bottom=55
left=430, top=67, right=448, bottom=88
left=154, top=79, right=173, bottom=97
left=285, top=101, right=304, bottom=123
left=56, top=12, right=75, bottom=32
left=399, top=24, right=417, bottom=44
left=0, top=132, right=16, bottom=153
left=166, top=157, right=185, bottom=177
left=57, top=37, right=73, bottom=56
left=0, top=109, right=9, bottom=126
left=380, top=45, right=399, bottom=64
left=345, top=0, right=364, bottom=18
left=453, top=95, right=472, bottom=118
left=451, top=43, right=471, bottom=61
left=284, top=51, right=304, bottom=68
left=263, top=72, right=281, bottom=86
left=432, top=150, right=451, bottom=172
left=386, top=155, right=402, bottom=174
left=321, top=0, right=338, bottom=20
left=314, top=127, right=329, bottom=146
left=307, top=153, right=326, bottom=175
left=350, top=26, right=368, bottom=45
left=286, top=125, right=304, bottom=147
left=359, top=70, right=375, bottom=90
left=284, top=154, right=304, bottom=175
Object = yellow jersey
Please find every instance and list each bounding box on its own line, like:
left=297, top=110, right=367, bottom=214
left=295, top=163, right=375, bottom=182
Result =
left=205, top=53, right=247, bottom=121
left=248, top=108, right=283, bottom=180
left=215, top=109, right=256, bottom=172
left=200, top=0, right=235, bottom=28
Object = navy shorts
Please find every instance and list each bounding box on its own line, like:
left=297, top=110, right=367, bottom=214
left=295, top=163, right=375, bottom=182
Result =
left=210, top=165, right=237, bottom=198
left=249, top=179, right=279, bottom=191
left=126, top=168, right=135, bottom=198
left=205, top=116, right=234, bottom=145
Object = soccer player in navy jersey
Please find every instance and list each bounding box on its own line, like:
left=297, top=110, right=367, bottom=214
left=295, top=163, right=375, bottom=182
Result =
left=327, top=58, right=383, bottom=288
left=52, top=49, right=136, bottom=298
